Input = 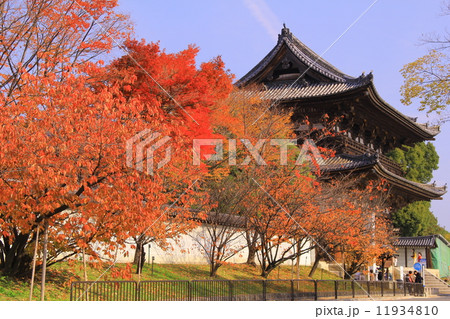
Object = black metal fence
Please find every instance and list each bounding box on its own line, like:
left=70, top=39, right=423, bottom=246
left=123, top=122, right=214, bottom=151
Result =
left=70, top=279, right=424, bottom=301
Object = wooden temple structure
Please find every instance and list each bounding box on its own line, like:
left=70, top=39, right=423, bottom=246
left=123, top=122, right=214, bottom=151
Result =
left=237, top=26, right=446, bottom=209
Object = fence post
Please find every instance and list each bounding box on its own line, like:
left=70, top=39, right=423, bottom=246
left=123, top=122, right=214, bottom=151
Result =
left=351, top=280, right=355, bottom=298
left=135, top=281, right=139, bottom=301
left=314, top=280, right=318, bottom=301
left=393, top=281, right=396, bottom=296
left=262, top=280, right=267, bottom=301
left=228, top=280, right=233, bottom=301
left=290, top=280, right=294, bottom=301
left=188, top=281, right=192, bottom=301
left=334, top=281, right=338, bottom=300
left=367, top=281, right=370, bottom=297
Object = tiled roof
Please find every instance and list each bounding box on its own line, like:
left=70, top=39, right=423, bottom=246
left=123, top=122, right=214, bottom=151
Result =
left=240, top=80, right=439, bottom=137
left=319, top=154, right=446, bottom=199
left=394, top=236, right=437, bottom=248
left=237, top=26, right=354, bottom=87
left=167, top=206, right=246, bottom=228
left=320, top=154, right=377, bottom=172
left=393, top=235, right=450, bottom=248
left=236, top=26, right=440, bottom=139
left=281, top=28, right=353, bottom=82
left=257, top=77, right=371, bottom=100
left=203, top=211, right=247, bottom=228
left=374, top=161, right=447, bottom=198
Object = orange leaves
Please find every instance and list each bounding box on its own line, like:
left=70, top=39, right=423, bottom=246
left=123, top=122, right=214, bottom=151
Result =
left=0, top=0, right=235, bottom=274
left=110, top=263, right=133, bottom=280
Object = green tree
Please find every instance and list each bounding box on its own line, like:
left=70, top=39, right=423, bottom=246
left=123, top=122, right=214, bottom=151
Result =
left=388, top=142, right=447, bottom=236
left=388, top=142, right=439, bottom=183
left=392, top=201, right=447, bottom=237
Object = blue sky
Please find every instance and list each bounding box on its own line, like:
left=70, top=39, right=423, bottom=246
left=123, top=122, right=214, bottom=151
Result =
left=117, top=0, right=450, bottom=230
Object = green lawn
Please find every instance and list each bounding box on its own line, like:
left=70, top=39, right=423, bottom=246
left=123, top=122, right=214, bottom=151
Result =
left=0, top=261, right=340, bottom=301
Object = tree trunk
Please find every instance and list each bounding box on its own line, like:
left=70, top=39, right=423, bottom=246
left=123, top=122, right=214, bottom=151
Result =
left=261, top=268, right=268, bottom=278
left=133, top=242, right=142, bottom=265
left=134, top=241, right=146, bottom=275
left=2, top=233, right=32, bottom=277
left=40, top=221, right=48, bottom=301
left=29, top=226, right=40, bottom=301
left=296, top=241, right=300, bottom=280
left=260, top=259, right=279, bottom=278
left=245, top=230, right=258, bottom=266
left=82, top=248, right=88, bottom=281
left=308, top=253, right=321, bottom=278
left=246, top=245, right=257, bottom=266
left=209, top=262, right=221, bottom=277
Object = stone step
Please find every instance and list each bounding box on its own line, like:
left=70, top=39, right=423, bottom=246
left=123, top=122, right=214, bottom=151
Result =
left=438, top=292, right=450, bottom=296
left=423, top=270, right=450, bottom=295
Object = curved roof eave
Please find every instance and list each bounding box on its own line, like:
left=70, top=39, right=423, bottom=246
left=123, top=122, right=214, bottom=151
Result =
left=253, top=80, right=440, bottom=141
left=365, top=83, right=440, bottom=139
left=372, top=162, right=446, bottom=200
left=320, top=155, right=446, bottom=200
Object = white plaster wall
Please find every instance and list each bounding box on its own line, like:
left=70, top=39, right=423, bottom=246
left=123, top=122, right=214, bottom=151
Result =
left=396, top=246, right=426, bottom=268
left=107, top=224, right=314, bottom=266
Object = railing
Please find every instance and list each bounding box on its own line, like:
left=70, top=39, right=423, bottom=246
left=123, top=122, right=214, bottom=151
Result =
left=340, top=137, right=404, bottom=176
left=425, top=269, right=450, bottom=287
left=70, top=279, right=424, bottom=301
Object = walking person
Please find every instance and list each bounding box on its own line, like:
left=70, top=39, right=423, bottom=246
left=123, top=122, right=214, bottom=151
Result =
left=415, top=271, right=424, bottom=296
left=405, top=271, right=414, bottom=295
left=369, top=269, right=376, bottom=281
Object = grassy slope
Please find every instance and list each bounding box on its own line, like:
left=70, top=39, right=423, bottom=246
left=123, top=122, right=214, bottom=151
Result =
left=0, top=262, right=340, bottom=301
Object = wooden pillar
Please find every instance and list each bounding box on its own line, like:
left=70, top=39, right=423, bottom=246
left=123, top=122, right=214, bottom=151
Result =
left=426, top=248, right=432, bottom=269
left=405, top=247, right=408, bottom=267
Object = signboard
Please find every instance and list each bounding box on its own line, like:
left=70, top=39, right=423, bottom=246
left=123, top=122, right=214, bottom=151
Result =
left=414, top=263, right=422, bottom=271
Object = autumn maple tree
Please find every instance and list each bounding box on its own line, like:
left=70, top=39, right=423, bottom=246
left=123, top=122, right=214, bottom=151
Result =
left=191, top=89, right=304, bottom=276
left=107, top=39, right=233, bottom=272
left=0, top=0, right=234, bottom=277
left=312, top=178, right=394, bottom=278
left=0, top=0, right=129, bottom=276
left=196, top=85, right=396, bottom=278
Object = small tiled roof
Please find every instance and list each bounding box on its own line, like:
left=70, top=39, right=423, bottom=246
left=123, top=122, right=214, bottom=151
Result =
left=393, top=235, right=450, bottom=248
left=167, top=205, right=246, bottom=228
left=203, top=211, right=247, bottom=228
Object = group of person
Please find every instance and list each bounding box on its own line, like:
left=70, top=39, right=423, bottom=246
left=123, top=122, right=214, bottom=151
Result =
left=405, top=270, right=424, bottom=295
left=405, top=270, right=423, bottom=284
left=368, top=269, right=392, bottom=281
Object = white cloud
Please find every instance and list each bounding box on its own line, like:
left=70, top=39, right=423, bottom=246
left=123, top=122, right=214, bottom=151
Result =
left=243, top=0, right=282, bottom=41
